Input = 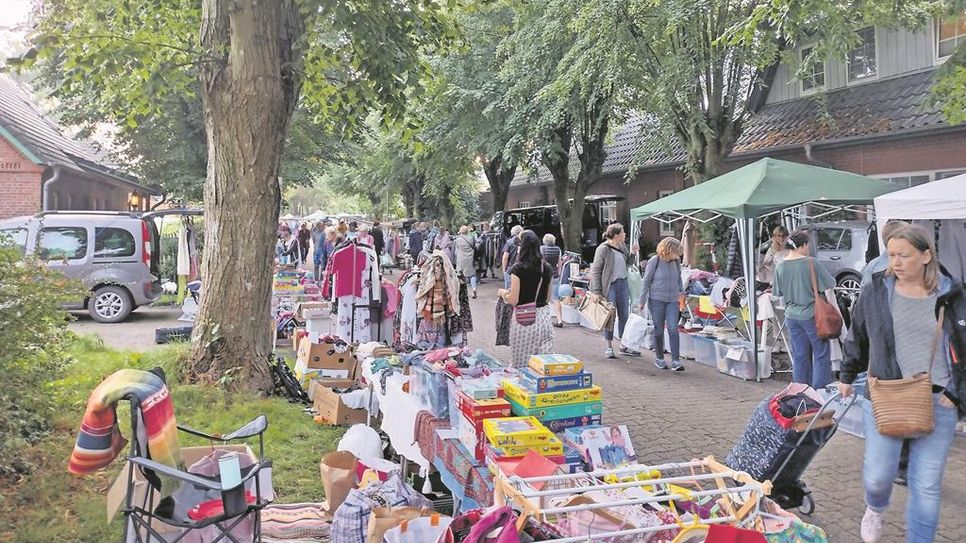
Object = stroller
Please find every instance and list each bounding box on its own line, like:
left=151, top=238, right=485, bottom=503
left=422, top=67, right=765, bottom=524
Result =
left=725, top=383, right=856, bottom=514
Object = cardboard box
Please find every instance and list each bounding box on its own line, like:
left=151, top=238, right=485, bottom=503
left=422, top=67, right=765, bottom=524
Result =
left=487, top=436, right=564, bottom=458
left=506, top=397, right=603, bottom=420
left=313, top=385, right=368, bottom=426
left=295, top=339, right=357, bottom=385
left=543, top=414, right=603, bottom=433
left=502, top=380, right=602, bottom=408
left=456, top=392, right=512, bottom=421
left=107, top=444, right=269, bottom=526
left=483, top=416, right=554, bottom=447
left=296, top=301, right=328, bottom=319
left=292, top=328, right=307, bottom=352
left=519, top=369, right=593, bottom=393
left=527, top=354, right=583, bottom=376
left=308, top=377, right=356, bottom=400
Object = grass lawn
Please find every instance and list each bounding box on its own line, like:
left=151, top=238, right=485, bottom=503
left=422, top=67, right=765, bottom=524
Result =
left=0, top=336, right=344, bottom=543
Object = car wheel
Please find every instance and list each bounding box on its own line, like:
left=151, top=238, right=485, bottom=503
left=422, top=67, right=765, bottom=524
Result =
left=837, top=273, right=862, bottom=299
left=89, top=286, right=133, bottom=323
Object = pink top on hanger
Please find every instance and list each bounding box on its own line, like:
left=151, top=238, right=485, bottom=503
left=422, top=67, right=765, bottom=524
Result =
left=329, top=244, right=369, bottom=298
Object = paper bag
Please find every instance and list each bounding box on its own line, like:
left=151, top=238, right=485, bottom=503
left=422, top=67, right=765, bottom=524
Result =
left=319, top=450, right=358, bottom=520
left=366, top=506, right=428, bottom=543
left=577, top=295, right=616, bottom=331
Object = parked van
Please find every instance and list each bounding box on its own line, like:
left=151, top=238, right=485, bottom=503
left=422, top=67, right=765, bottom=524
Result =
left=0, top=211, right=164, bottom=322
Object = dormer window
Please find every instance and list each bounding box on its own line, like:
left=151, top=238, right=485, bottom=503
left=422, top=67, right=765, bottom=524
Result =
left=848, top=27, right=878, bottom=82
left=938, top=14, right=966, bottom=59
left=800, top=45, right=825, bottom=93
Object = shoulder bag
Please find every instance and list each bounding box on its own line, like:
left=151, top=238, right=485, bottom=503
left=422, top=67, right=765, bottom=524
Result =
left=808, top=259, right=843, bottom=340
left=869, top=307, right=945, bottom=438
left=513, top=264, right=545, bottom=326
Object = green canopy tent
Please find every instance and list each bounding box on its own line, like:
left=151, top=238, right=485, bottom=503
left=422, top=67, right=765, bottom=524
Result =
left=629, top=158, right=900, bottom=380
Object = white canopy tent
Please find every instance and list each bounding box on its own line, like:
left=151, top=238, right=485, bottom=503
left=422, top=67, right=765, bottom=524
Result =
left=874, top=173, right=966, bottom=282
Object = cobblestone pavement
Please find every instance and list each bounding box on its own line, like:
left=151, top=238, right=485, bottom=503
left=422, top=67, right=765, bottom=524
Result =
left=466, top=278, right=966, bottom=542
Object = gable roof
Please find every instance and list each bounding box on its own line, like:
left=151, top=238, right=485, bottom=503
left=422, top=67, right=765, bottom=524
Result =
left=0, top=74, right=158, bottom=194
left=509, top=68, right=951, bottom=188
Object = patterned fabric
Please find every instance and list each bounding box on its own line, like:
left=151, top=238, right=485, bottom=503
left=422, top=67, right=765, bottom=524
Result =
left=432, top=432, right=495, bottom=507
left=448, top=280, right=474, bottom=334
left=509, top=305, right=555, bottom=368
left=764, top=518, right=828, bottom=542
left=495, top=299, right=512, bottom=346
left=725, top=398, right=791, bottom=481
left=330, top=474, right=432, bottom=543
left=261, top=503, right=331, bottom=540
left=69, top=369, right=182, bottom=491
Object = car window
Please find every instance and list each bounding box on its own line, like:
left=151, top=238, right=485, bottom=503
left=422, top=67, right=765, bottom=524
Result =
left=0, top=228, right=27, bottom=256
left=94, top=227, right=136, bottom=258
left=521, top=209, right=545, bottom=226
left=39, top=227, right=89, bottom=260
left=838, top=230, right=853, bottom=251
left=815, top=228, right=843, bottom=251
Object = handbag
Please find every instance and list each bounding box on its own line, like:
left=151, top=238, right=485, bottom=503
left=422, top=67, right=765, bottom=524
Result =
left=577, top=294, right=616, bottom=331
left=868, top=307, right=945, bottom=438
left=513, top=266, right=545, bottom=327
left=808, top=259, right=842, bottom=340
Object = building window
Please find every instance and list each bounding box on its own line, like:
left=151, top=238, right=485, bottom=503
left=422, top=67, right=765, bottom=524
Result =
left=848, top=27, right=877, bottom=82
left=94, top=227, right=136, bottom=259
left=599, top=201, right=618, bottom=226
left=518, top=201, right=531, bottom=208
left=881, top=174, right=931, bottom=188
left=800, top=45, right=825, bottom=92
left=38, top=227, right=88, bottom=261
left=936, top=169, right=965, bottom=180
left=874, top=170, right=965, bottom=187
left=657, top=190, right=675, bottom=236
left=937, top=14, right=966, bottom=59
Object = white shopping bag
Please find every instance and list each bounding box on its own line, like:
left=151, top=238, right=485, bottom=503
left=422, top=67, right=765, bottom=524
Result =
left=620, top=312, right=652, bottom=352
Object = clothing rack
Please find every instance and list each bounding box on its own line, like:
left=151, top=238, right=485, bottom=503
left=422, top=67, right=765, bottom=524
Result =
left=494, top=456, right=772, bottom=540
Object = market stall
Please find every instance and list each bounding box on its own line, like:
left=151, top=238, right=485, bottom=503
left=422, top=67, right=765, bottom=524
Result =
left=630, top=158, right=899, bottom=379
left=874, top=172, right=966, bottom=282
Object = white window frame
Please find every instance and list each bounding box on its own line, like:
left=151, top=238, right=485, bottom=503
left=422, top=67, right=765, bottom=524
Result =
left=657, top=190, right=676, bottom=236
left=935, top=14, right=966, bottom=65
left=518, top=201, right=531, bottom=208
left=871, top=169, right=966, bottom=187
left=846, top=26, right=879, bottom=84
left=799, top=44, right=826, bottom=95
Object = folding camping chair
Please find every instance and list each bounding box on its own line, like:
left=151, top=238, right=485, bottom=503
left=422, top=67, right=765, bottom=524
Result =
left=120, top=408, right=273, bottom=543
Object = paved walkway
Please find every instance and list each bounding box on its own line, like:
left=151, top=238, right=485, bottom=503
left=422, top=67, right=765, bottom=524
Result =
left=465, top=278, right=966, bottom=542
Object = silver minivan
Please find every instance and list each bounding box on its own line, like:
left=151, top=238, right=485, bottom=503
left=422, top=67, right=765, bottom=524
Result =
left=0, top=211, right=163, bottom=322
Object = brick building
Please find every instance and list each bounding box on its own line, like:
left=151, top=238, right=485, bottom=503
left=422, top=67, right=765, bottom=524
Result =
left=0, top=75, right=158, bottom=220
left=485, top=18, right=966, bottom=246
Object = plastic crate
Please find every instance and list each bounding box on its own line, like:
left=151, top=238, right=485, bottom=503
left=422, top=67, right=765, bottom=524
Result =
left=693, top=335, right=718, bottom=367
left=678, top=331, right=696, bottom=359
left=824, top=391, right=866, bottom=439
left=713, top=339, right=772, bottom=380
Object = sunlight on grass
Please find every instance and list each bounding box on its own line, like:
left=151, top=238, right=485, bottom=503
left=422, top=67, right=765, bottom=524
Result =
left=0, top=335, right=343, bottom=543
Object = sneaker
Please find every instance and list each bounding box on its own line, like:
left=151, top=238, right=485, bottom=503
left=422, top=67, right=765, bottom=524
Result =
left=671, top=361, right=685, bottom=372
left=894, top=473, right=907, bottom=486
left=605, top=348, right=616, bottom=359
left=619, top=347, right=641, bottom=357
left=861, top=507, right=884, bottom=543
left=472, top=289, right=477, bottom=299
left=654, top=360, right=668, bottom=370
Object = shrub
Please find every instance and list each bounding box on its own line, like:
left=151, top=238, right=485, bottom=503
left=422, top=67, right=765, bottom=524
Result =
left=0, top=240, right=84, bottom=480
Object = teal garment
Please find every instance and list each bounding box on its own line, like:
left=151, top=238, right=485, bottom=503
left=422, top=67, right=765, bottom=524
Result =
left=772, top=257, right=835, bottom=321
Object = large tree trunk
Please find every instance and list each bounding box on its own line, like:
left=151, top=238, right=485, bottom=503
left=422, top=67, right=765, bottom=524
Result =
left=483, top=154, right=517, bottom=213
left=188, top=0, right=304, bottom=393
left=542, top=122, right=578, bottom=252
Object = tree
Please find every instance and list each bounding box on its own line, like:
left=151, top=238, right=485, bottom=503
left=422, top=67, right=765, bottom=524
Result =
left=27, top=0, right=459, bottom=392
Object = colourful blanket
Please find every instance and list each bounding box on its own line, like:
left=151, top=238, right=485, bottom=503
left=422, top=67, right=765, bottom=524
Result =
left=68, top=368, right=182, bottom=487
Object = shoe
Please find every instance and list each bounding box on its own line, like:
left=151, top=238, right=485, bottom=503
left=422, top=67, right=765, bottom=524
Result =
left=553, top=321, right=564, bottom=328
left=472, top=289, right=477, bottom=299
left=894, top=474, right=907, bottom=486
left=671, top=361, right=685, bottom=372
left=605, top=348, right=616, bottom=359
left=861, top=507, right=884, bottom=543
left=655, top=360, right=668, bottom=370
left=619, top=347, right=641, bottom=357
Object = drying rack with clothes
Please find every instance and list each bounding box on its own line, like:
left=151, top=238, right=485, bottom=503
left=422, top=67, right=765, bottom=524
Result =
left=392, top=250, right=473, bottom=350
left=320, top=238, right=382, bottom=343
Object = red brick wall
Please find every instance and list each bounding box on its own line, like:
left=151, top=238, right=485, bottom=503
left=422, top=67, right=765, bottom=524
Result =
left=0, top=136, right=45, bottom=219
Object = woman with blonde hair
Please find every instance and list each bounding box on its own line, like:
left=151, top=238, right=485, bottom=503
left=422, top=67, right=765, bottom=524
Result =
left=757, top=225, right=789, bottom=284
left=638, top=237, right=685, bottom=370
left=840, top=223, right=966, bottom=543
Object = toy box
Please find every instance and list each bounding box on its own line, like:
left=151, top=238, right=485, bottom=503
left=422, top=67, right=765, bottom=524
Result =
left=483, top=416, right=554, bottom=447
left=502, top=380, right=602, bottom=409
left=506, top=397, right=604, bottom=420
left=542, top=414, right=603, bottom=433
left=519, top=368, right=593, bottom=393
left=488, top=436, right=564, bottom=458
left=457, top=392, right=513, bottom=421
left=527, top=354, right=583, bottom=376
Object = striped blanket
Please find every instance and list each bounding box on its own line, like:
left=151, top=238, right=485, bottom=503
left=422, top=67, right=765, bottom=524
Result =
left=68, top=368, right=182, bottom=490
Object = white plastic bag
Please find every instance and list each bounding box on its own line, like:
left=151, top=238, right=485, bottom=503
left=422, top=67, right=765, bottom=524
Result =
left=620, top=313, right=651, bottom=352
left=337, top=424, right=383, bottom=465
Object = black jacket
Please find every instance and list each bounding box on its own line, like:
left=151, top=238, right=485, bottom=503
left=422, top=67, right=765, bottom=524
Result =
left=842, top=270, right=966, bottom=417
left=372, top=227, right=385, bottom=253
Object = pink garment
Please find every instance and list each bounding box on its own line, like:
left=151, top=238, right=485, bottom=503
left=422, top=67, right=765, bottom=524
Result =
left=357, top=233, right=374, bottom=246
left=382, top=280, right=400, bottom=318
left=329, top=245, right=369, bottom=298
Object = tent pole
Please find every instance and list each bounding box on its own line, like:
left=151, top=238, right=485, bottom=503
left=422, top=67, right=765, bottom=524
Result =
left=736, top=218, right=760, bottom=381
